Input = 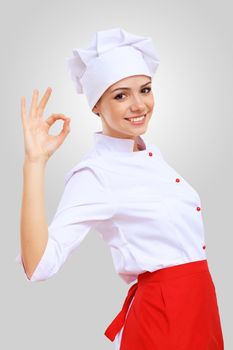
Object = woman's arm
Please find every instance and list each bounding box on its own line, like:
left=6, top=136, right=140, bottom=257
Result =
left=19, top=87, right=71, bottom=279
left=20, top=159, right=48, bottom=279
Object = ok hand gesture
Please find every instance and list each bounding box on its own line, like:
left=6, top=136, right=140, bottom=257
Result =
left=21, top=87, right=71, bottom=164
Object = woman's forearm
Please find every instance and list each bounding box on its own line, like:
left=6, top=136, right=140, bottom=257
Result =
left=20, top=159, right=48, bottom=279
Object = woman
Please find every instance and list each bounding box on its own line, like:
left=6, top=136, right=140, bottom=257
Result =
left=16, top=27, right=224, bottom=349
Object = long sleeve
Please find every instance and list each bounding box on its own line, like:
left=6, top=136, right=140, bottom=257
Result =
left=15, top=165, right=115, bottom=282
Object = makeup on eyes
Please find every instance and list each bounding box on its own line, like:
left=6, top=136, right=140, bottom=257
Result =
left=114, top=86, right=151, bottom=100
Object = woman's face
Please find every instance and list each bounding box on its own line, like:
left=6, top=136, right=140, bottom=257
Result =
left=92, top=75, right=154, bottom=141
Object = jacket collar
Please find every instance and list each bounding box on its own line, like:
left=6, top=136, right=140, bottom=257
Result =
left=93, top=131, right=147, bottom=153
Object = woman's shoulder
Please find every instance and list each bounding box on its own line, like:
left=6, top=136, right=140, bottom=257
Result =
left=63, top=149, right=105, bottom=186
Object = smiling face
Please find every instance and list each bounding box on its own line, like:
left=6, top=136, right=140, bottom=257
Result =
left=92, top=75, right=154, bottom=145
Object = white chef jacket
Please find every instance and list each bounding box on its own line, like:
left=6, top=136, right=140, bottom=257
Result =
left=15, top=130, right=207, bottom=284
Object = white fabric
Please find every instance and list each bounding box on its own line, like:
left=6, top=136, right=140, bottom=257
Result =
left=65, top=27, right=160, bottom=110
left=15, top=130, right=207, bottom=284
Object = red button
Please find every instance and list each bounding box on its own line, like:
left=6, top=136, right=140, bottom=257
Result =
left=202, top=245, right=206, bottom=249
left=148, top=151, right=153, bottom=157
left=196, top=206, right=201, bottom=211
left=175, top=178, right=180, bottom=183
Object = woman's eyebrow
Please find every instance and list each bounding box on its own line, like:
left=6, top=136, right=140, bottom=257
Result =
left=110, top=80, right=152, bottom=93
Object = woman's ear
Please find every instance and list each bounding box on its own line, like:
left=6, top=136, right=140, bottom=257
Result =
left=92, top=104, right=100, bottom=116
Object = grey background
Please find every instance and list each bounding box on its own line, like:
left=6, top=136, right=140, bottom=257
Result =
left=1, top=0, right=232, bottom=348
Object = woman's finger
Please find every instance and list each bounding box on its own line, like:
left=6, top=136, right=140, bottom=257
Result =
left=46, top=114, right=69, bottom=127
left=29, top=89, right=39, bottom=119
left=37, top=87, right=52, bottom=119
left=57, top=118, right=71, bottom=142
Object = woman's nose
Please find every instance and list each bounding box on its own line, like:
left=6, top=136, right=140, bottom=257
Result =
left=130, top=95, right=145, bottom=112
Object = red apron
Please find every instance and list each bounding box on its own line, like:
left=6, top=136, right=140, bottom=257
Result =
left=104, top=259, right=224, bottom=349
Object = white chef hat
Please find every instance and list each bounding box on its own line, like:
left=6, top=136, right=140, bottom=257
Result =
left=65, top=27, right=160, bottom=111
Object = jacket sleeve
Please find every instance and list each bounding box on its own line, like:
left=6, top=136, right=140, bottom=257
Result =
left=15, top=165, right=115, bottom=282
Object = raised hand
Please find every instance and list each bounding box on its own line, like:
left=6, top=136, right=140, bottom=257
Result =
left=20, top=87, right=71, bottom=164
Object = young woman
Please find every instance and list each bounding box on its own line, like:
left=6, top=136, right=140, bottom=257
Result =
left=16, top=27, right=224, bottom=349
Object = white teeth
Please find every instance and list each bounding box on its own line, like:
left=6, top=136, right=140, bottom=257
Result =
left=127, top=115, right=145, bottom=122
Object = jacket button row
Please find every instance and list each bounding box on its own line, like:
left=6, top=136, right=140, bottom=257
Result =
left=175, top=178, right=202, bottom=212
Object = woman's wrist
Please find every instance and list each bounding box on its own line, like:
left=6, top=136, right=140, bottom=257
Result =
left=23, top=156, right=48, bottom=169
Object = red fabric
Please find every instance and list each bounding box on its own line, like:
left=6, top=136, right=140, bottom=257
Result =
left=104, top=259, right=224, bottom=349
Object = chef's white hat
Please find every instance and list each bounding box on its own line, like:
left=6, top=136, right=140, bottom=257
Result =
left=65, top=27, right=160, bottom=111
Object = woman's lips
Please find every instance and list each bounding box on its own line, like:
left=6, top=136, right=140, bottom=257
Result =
left=124, top=114, right=146, bottom=125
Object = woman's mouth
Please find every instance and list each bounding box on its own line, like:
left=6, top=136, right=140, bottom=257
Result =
left=124, top=114, right=146, bottom=125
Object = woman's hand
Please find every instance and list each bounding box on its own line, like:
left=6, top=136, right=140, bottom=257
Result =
left=21, top=87, right=71, bottom=164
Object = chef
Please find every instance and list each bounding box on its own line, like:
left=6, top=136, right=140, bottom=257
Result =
left=16, top=27, right=224, bottom=349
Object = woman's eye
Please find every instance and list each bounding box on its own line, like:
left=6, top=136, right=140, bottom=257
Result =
left=142, top=87, right=151, bottom=93
left=114, top=87, right=151, bottom=100
left=114, top=93, right=125, bottom=100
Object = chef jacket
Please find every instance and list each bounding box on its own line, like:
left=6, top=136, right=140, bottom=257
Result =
left=15, top=130, right=207, bottom=283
